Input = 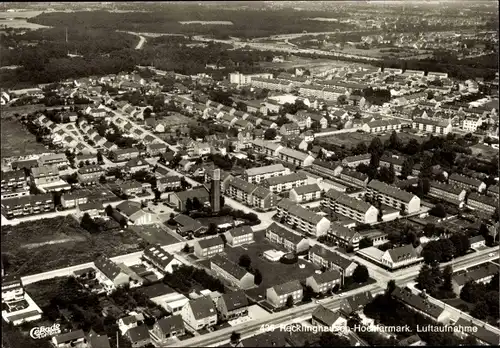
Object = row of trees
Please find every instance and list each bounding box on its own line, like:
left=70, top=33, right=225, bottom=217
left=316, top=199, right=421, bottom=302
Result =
left=421, top=232, right=470, bottom=265
left=416, top=264, right=454, bottom=299
left=163, top=265, right=225, bottom=293
left=460, top=274, right=499, bottom=321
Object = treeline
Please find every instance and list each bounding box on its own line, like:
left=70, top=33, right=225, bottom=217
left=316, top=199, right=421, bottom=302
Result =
left=27, top=8, right=354, bottom=39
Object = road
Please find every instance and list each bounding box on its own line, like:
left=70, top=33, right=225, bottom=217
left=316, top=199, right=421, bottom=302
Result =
left=116, top=30, right=146, bottom=49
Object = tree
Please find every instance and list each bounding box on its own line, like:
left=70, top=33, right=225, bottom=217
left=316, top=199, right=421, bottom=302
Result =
left=264, top=128, right=277, bottom=140
left=352, top=265, right=369, bottom=283
left=416, top=264, right=436, bottom=291
left=230, top=332, right=241, bottom=346
left=192, top=197, right=202, bottom=210
left=429, top=204, right=447, bottom=218
left=386, top=280, right=396, bottom=296
left=471, top=301, right=489, bottom=320
left=378, top=165, right=395, bottom=184
left=105, top=205, right=113, bottom=216
left=238, top=254, right=251, bottom=269
left=318, top=332, right=351, bottom=347
left=154, top=189, right=161, bottom=201
left=388, top=130, right=401, bottom=150
left=254, top=268, right=262, bottom=285
left=440, top=238, right=456, bottom=261
left=368, top=137, right=384, bottom=158
left=219, top=196, right=225, bottom=208
left=359, top=237, right=373, bottom=249
left=354, top=142, right=368, bottom=155
left=96, top=151, right=103, bottom=164
left=207, top=223, right=218, bottom=235
left=442, top=265, right=453, bottom=292
left=401, top=157, right=414, bottom=179
left=185, top=198, right=193, bottom=212
left=182, top=243, right=190, bottom=253
left=285, top=295, right=294, bottom=308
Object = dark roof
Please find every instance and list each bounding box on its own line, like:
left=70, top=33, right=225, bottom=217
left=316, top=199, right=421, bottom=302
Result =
left=468, top=192, right=498, bottom=207
left=312, top=305, right=342, bottom=326
left=78, top=202, right=104, bottom=211
left=220, top=290, right=249, bottom=312
left=94, top=256, right=125, bottom=281
left=368, top=179, right=416, bottom=203
left=143, top=245, right=176, bottom=270
left=264, top=172, right=307, bottom=186
left=386, top=244, right=418, bottom=263
left=240, top=331, right=289, bottom=347
left=210, top=254, right=250, bottom=280
left=227, top=225, right=253, bottom=238
left=271, top=280, right=303, bottom=296
left=455, top=318, right=500, bottom=345
left=229, top=177, right=257, bottom=194
left=342, top=154, right=371, bottom=163
left=340, top=169, right=368, bottom=182
left=380, top=155, right=405, bottom=166
left=430, top=181, right=465, bottom=195
left=266, top=222, right=305, bottom=245
left=452, top=263, right=499, bottom=286
left=344, top=291, right=374, bottom=312
left=325, top=189, right=374, bottom=214
left=53, top=330, right=85, bottom=344
left=115, top=200, right=142, bottom=217
left=138, top=283, right=176, bottom=299
left=155, top=315, right=185, bottom=335
left=277, top=198, right=325, bottom=225
left=1, top=169, right=26, bottom=181
left=309, top=244, right=354, bottom=271
left=392, top=287, right=444, bottom=319
left=310, top=269, right=342, bottom=285
left=188, top=296, right=217, bottom=320
left=126, top=325, right=150, bottom=343
left=174, top=186, right=210, bottom=202
left=88, top=334, right=111, bottom=348
left=197, top=236, right=224, bottom=249
left=449, top=173, right=483, bottom=187
left=291, top=183, right=321, bottom=195
left=398, top=335, right=422, bottom=346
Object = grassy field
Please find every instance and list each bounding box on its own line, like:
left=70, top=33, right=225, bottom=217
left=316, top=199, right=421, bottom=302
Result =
left=258, top=55, right=374, bottom=71
left=333, top=46, right=432, bottom=59
left=321, top=130, right=428, bottom=148
left=1, top=216, right=144, bottom=277
left=0, top=10, right=49, bottom=30
left=1, top=119, right=48, bottom=158
left=129, top=224, right=183, bottom=245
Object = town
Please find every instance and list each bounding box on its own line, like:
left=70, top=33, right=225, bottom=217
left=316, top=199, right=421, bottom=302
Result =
left=1, top=2, right=499, bottom=348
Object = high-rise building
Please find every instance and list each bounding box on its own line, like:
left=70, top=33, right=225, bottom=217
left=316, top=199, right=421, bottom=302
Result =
left=211, top=169, right=221, bottom=213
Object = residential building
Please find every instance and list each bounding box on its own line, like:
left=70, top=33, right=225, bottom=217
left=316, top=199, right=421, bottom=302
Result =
left=276, top=198, right=331, bottom=237
left=173, top=214, right=206, bottom=235
left=168, top=186, right=210, bottom=212
left=380, top=245, right=421, bottom=270
left=487, top=184, right=499, bottom=199
left=115, top=200, right=157, bottom=225
left=309, top=244, right=357, bottom=281
left=339, top=169, right=369, bottom=187
left=52, top=330, right=86, bottom=348
left=61, top=191, right=88, bottom=209
left=249, top=186, right=278, bottom=211
left=361, top=119, right=402, bottom=133
left=462, top=117, right=484, bottom=133
left=77, top=202, right=104, bottom=218
left=279, top=123, right=301, bottom=136
left=120, top=181, right=145, bottom=197
left=392, top=287, right=449, bottom=323
left=224, top=226, right=254, bottom=247
left=306, top=270, right=342, bottom=294
left=266, top=280, right=303, bottom=307
left=30, top=165, right=60, bottom=186
left=309, top=113, right=328, bottom=129
left=210, top=254, right=255, bottom=290
left=194, top=236, right=224, bottom=258
left=469, top=235, right=486, bottom=249
left=379, top=155, right=405, bottom=174
left=77, top=165, right=104, bottom=185
left=286, top=112, right=312, bottom=130
left=124, top=157, right=150, bottom=174
left=278, top=147, right=315, bottom=167
left=265, top=222, right=309, bottom=253
left=226, top=177, right=278, bottom=211
left=397, top=335, right=425, bottom=346
left=451, top=263, right=499, bottom=294
left=289, top=183, right=322, bottom=203
left=110, top=148, right=140, bottom=162
left=181, top=296, right=217, bottom=330
left=328, top=223, right=361, bottom=251
left=229, top=72, right=273, bottom=86
left=37, top=153, right=69, bottom=168
left=142, top=245, right=182, bottom=274
left=412, top=118, right=452, bottom=135
left=454, top=318, right=500, bottom=346
left=449, top=173, right=486, bottom=192
left=322, top=189, right=378, bottom=224
left=342, top=154, right=371, bottom=168
left=467, top=192, right=498, bottom=214
left=339, top=291, right=373, bottom=316
left=94, top=256, right=130, bottom=294
left=311, top=159, right=343, bottom=178
left=1, top=193, right=54, bottom=218
left=150, top=315, right=185, bottom=342
left=262, top=172, right=308, bottom=193
left=216, top=290, right=249, bottom=321
left=250, top=139, right=283, bottom=157
left=1, top=275, right=24, bottom=303
left=126, top=325, right=151, bottom=348
left=243, top=163, right=290, bottom=184
left=146, top=143, right=168, bottom=156
left=367, top=179, right=421, bottom=214
left=157, top=176, right=182, bottom=192
left=311, top=306, right=346, bottom=329
left=428, top=181, right=467, bottom=205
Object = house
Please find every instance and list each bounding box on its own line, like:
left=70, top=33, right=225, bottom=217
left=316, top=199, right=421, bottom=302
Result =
left=311, top=306, right=346, bottom=329
left=126, top=325, right=151, bottom=348
left=147, top=143, right=168, bottom=156
left=157, top=176, right=182, bottom=192
left=77, top=165, right=105, bottom=185
left=124, top=157, right=150, bottom=174
left=119, top=181, right=145, bottom=196
left=309, top=244, right=357, bottom=281
left=311, top=159, right=343, bottom=178
left=94, top=255, right=130, bottom=293
left=367, top=179, right=421, bottom=214
left=52, top=330, right=86, bottom=348
left=250, top=139, right=283, bottom=157
left=306, top=270, right=342, bottom=294
left=454, top=318, right=500, bottom=346
left=249, top=186, right=279, bottom=211
left=322, top=189, right=379, bottom=224
left=194, top=236, right=224, bottom=258
left=216, top=290, right=249, bottom=321
left=449, top=173, right=486, bottom=192
left=342, top=154, right=371, bottom=168
left=280, top=123, right=300, bottom=136
left=150, top=315, right=185, bottom=342
left=181, top=296, right=218, bottom=330
left=380, top=245, right=421, bottom=270
left=224, top=226, right=254, bottom=247
left=243, top=163, right=290, bottom=184
left=289, top=183, right=322, bottom=203
left=37, top=153, right=69, bottom=168
left=210, top=254, right=255, bottom=290
left=110, top=148, right=140, bottom=162
left=412, top=118, right=452, bottom=135
left=328, top=223, right=361, bottom=251
left=75, top=154, right=98, bottom=167
left=276, top=198, right=331, bottom=237
left=392, top=287, right=449, bottom=323
left=87, top=331, right=111, bottom=348
left=468, top=235, right=486, bottom=249
left=30, top=165, right=60, bottom=186
left=265, top=222, right=309, bottom=253
left=339, top=291, right=373, bottom=316
left=77, top=202, right=104, bottom=218
left=451, top=263, right=499, bottom=294
left=379, top=155, right=405, bottom=174
left=277, top=147, right=315, bottom=167
left=262, top=172, right=308, bottom=193
left=398, top=335, right=425, bottom=346
left=168, top=186, right=210, bottom=212
left=266, top=280, right=303, bottom=307
left=428, top=181, right=466, bottom=206
left=115, top=200, right=157, bottom=225
left=361, top=119, right=402, bottom=133
left=1, top=193, right=55, bottom=218
left=173, top=214, right=206, bottom=235
left=61, top=191, right=88, bottom=209
left=142, top=245, right=182, bottom=274
left=339, top=169, right=369, bottom=187
left=1, top=275, right=24, bottom=303
left=487, top=184, right=499, bottom=199
left=309, top=113, right=328, bottom=129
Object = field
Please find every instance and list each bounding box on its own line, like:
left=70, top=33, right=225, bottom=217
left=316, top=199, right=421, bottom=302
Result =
left=129, top=224, right=183, bottom=245
left=1, top=216, right=144, bottom=277
left=78, top=186, right=121, bottom=204
left=1, top=119, right=48, bottom=158
left=320, top=130, right=428, bottom=148
left=331, top=46, right=432, bottom=60
left=258, top=55, right=374, bottom=71
left=470, top=143, right=498, bottom=160
left=0, top=10, right=49, bottom=30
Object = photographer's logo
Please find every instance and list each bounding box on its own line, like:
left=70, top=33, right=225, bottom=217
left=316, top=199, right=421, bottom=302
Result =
left=30, top=323, right=61, bottom=339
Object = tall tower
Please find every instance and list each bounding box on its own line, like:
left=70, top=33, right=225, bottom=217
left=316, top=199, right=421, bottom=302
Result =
left=211, top=169, right=221, bottom=213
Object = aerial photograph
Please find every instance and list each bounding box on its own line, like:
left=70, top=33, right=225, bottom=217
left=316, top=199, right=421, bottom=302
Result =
left=0, top=1, right=499, bottom=347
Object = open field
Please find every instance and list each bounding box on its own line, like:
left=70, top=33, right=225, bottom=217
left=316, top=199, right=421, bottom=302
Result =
left=331, top=46, right=432, bottom=59
left=258, top=54, right=374, bottom=71
left=1, top=216, right=144, bottom=277
left=470, top=143, right=499, bottom=160
left=1, top=119, right=48, bottom=158
left=78, top=185, right=121, bottom=204
left=129, top=224, right=183, bottom=245
left=179, top=21, right=233, bottom=25
left=320, top=130, right=428, bottom=148
left=0, top=10, right=49, bottom=29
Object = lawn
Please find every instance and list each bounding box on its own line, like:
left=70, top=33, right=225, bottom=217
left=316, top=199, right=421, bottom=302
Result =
left=1, top=216, right=145, bottom=277
left=77, top=185, right=121, bottom=204
left=222, top=231, right=321, bottom=290
left=321, top=130, right=427, bottom=149
left=129, top=224, right=183, bottom=246
left=1, top=119, right=48, bottom=158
